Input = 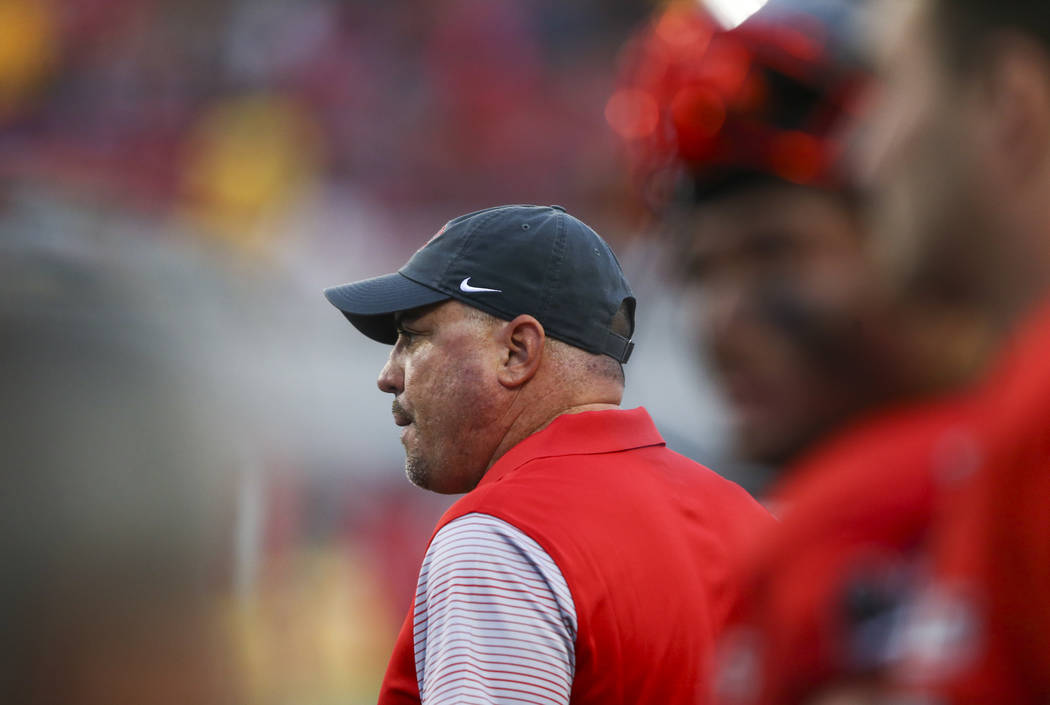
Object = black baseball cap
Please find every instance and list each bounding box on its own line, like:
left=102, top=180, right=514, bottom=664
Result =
left=324, top=204, right=636, bottom=363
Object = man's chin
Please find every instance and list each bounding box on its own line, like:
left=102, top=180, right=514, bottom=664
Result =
left=404, top=455, right=430, bottom=490
left=737, top=424, right=808, bottom=469
left=404, top=457, right=485, bottom=495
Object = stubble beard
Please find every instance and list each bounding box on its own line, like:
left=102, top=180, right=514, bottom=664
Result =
left=400, top=421, right=432, bottom=489
left=400, top=416, right=489, bottom=494
left=404, top=450, right=430, bottom=490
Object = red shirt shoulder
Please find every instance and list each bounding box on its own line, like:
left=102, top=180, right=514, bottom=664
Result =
left=899, top=305, right=1050, bottom=704
left=714, top=394, right=980, bottom=705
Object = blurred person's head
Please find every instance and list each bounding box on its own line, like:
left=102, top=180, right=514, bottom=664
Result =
left=324, top=205, right=635, bottom=494
left=0, top=253, right=237, bottom=705
left=674, top=177, right=887, bottom=467
left=614, top=0, right=909, bottom=468
left=861, top=0, right=1050, bottom=339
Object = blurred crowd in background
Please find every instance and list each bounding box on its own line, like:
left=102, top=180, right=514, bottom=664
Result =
left=2, top=0, right=737, bottom=702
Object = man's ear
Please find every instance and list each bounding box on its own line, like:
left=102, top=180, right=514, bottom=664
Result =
left=980, top=35, right=1050, bottom=187
left=495, top=314, right=545, bottom=389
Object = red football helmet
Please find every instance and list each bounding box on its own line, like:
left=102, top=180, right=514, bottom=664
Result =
left=608, top=0, right=868, bottom=210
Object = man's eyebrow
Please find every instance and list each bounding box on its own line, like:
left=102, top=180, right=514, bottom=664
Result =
left=396, top=301, right=446, bottom=328
left=395, top=309, right=425, bottom=327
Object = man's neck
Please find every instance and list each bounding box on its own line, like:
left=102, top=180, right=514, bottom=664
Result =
left=533, top=403, right=621, bottom=434
left=987, top=211, right=1050, bottom=339
left=485, top=400, right=621, bottom=471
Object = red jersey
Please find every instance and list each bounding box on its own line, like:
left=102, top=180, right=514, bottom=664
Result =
left=893, top=306, right=1050, bottom=704
left=711, top=394, right=980, bottom=705
left=378, top=407, right=773, bottom=705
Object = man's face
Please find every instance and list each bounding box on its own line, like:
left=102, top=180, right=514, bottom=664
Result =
left=680, top=183, right=887, bottom=466
left=376, top=301, right=508, bottom=494
left=858, top=1, right=995, bottom=303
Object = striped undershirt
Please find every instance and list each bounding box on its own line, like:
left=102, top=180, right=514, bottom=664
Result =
left=413, top=512, right=578, bottom=705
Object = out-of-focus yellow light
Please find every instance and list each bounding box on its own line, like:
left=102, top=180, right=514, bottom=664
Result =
left=180, top=93, right=322, bottom=255
left=0, top=0, right=57, bottom=115
left=229, top=546, right=396, bottom=705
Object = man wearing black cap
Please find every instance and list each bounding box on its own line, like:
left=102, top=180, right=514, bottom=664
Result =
left=324, top=204, right=771, bottom=705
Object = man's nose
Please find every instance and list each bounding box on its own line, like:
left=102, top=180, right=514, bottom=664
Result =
left=703, top=279, right=749, bottom=340
left=377, top=352, right=403, bottom=395
left=850, top=86, right=899, bottom=192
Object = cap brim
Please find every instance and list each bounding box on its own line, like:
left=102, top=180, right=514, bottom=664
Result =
left=323, top=272, right=450, bottom=344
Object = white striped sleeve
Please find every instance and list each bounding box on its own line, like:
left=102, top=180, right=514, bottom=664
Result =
left=413, top=512, right=577, bottom=705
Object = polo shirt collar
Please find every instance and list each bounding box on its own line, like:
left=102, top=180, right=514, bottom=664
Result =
left=480, top=406, right=665, bottom=487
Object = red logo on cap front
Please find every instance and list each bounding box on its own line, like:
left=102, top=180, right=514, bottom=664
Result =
left=415, top=222, right=449, bottom=255
left=431, top=223, right=448, bottom=240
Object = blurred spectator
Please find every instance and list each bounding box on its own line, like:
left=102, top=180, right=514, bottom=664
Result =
left=0, top=248, right=238, bottom=704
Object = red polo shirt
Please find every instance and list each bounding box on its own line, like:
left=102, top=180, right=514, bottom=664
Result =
left=379, top=406, right=773, bottom=705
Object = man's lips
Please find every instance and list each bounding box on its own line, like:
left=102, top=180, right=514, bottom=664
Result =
left=719, top=368, right=776, bottom=415
left=392, top=400, right=413, bottom=427
left=723, top=372, right=764, bottom=405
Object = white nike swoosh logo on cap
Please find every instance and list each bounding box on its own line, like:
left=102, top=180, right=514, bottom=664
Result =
left=459, top=277, right=502, bottom=294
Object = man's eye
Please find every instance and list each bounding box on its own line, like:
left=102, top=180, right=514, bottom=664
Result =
left=684, top=255, right=712, bottom=282
left=396, top=328, right=418, bottom=344
left=747, top=233, right=796, bottom=262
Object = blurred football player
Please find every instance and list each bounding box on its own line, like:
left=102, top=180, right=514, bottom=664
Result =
left=861, top=1, right=1050, bottom=702
left=610, top=1, right=994, bottom=702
